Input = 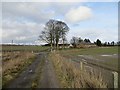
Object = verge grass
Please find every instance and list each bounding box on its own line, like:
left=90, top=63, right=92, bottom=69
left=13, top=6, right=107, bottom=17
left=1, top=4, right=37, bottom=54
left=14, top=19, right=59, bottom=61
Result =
left=49, top=52, right=107, bottom=88
left=2, top=51, right=36, bottom=86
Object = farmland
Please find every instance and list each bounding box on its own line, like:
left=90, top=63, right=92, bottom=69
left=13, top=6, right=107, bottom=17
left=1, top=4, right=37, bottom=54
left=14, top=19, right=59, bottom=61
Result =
left=1, top=45, right=119, bottom=88
left=59, top=46, right=118, bottom=71
left=2, top=45, right=49, bottom=52
left=53, top=46, right=119, bottom=88
left=49, top=52, right=108, bottom=88
left=2, top=1, right=118, bottom=89
left=2, top=51, right=36, bottom=86
left=1, top=45, right=49, bottom=88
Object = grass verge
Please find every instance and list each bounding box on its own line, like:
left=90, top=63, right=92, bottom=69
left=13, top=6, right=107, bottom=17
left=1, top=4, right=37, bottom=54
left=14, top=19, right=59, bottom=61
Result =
left=2, top=51, right=36, bottom=87
left=49, top=51, right=107, bottom=88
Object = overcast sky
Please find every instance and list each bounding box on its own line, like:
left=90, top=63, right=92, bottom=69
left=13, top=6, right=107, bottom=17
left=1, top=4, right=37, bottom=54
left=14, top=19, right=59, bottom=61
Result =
left=1, top=0, right=118, bottom=45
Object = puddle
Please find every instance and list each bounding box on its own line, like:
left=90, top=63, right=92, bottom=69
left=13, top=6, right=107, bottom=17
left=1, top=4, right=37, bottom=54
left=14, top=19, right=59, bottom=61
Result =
left=101, top=55, right=112, bottom=57
left=78, top=55, right=84, bottom=56
left=101, top=54, right=117, bottom=57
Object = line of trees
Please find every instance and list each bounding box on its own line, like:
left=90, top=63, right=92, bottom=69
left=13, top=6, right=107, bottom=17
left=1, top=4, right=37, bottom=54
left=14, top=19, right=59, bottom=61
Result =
left=70, top=37, right=119, bottom=48
left=39, top=19, right=69, bottom=51
left=94, top=39, right=119, bottom=46
left=70, top=37, right=91, bottom=48
left=39, top=19, right=119, bottom=50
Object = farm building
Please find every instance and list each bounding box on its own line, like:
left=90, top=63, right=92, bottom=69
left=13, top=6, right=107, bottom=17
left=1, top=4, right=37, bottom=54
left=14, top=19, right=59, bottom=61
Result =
left=76, top=41, right=97, bottom=48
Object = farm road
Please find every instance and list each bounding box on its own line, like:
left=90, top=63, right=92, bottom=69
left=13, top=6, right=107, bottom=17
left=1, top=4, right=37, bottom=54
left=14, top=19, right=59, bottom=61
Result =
left=4, top=52, right=59, bottom=88
left=38, top=55, right=59, bottom=88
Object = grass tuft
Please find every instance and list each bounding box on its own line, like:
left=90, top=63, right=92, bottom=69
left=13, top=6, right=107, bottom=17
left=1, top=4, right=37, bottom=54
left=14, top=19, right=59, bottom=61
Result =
left=2, top=51, right=36, bottom=87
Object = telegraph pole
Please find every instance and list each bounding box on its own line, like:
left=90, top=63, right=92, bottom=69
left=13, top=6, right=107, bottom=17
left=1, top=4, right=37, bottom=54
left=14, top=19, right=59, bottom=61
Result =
left=11, top=40, right=13, bottom=52
left=12, top=40, right=13, bottom=44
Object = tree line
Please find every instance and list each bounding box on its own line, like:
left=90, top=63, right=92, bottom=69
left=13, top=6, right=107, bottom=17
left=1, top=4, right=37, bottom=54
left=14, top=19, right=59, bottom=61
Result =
left=39, top=19, right=119, bottom=50
left=71, top=37, right=119, bottom=47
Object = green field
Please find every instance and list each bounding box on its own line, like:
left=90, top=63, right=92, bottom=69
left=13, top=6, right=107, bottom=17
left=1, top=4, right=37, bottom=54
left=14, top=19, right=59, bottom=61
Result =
left=59, top=46, right=118, bottom=71
left=59, top=46, right=118, bottom=56
left=1, top=45, right=119, bottom=70
left=1, top=45, right=119, bottom=88
left=2, top=45, right=49, bottom=52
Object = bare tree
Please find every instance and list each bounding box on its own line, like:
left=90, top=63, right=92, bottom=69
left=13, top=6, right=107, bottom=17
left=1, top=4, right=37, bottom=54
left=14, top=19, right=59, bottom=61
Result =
left=39, top=19, right=69, bottom=51
left=78, top=37, right=83, bottom=44
left=39, top=19, right=55, bottom=51
left=54, top=21, right=69, bottom=49
left=84, top=39, right=91, bottom=43
left=70, top=37, right=79, bottom=48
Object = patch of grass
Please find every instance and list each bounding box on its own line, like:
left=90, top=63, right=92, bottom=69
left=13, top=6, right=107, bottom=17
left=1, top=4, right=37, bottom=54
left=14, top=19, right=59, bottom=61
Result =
left=2, top=45, right=49, bottom=52
left=2, top=51, right=36, bottom=87
left=59, top=47, right=118, bottom=71
left=59, top=47, right=118, bottom=56
left=49, top=52, right=107, bottom=88
left=93, top=55, right=118, bottom=70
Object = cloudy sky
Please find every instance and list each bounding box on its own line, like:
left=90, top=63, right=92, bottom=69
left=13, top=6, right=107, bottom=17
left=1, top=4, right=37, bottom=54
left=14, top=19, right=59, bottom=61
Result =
left=1, top=0, right=118, bottom=45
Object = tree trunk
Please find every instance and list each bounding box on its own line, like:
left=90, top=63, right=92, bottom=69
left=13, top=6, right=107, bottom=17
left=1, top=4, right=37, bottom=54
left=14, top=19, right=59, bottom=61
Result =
left=56, top=40, right=59, bottom=50
left=62, top=39, right=64, bottom=49
left=57, top=43, right=59, bottom=50
left=50, top=36, right=53, bottom=52
left=50, top=43, right=52, bottom=52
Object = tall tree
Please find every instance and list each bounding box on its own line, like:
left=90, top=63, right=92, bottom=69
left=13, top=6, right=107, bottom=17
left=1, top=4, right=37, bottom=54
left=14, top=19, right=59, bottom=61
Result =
left=84, top=39, right=91, bottom=43
left=39, top=19, right=55, bottom=51
left=54, top=20, right=69, bottom=49
left=96, top=39, right=102, bottom=46
left=70, top=37, right=79, bottom=48
left=39, top=19, right=69, bottom=51
left=78, top=37, right=83, bottom=44
left=111, top=41, right=115, bottom=46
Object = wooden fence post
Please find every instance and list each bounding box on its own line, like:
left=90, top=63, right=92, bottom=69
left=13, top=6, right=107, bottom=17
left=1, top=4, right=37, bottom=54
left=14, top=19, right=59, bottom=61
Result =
left=112, top=71, right=118, bottom=88
left=80, top=61, right=83, bottom=70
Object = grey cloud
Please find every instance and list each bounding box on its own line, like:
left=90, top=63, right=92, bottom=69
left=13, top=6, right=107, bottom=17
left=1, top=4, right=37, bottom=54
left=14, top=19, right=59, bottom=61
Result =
left=2, top=19, right=44, bottom=44
left=2, top=2, right=55, bottom=23
left=2, top=2, right=82, bottom=44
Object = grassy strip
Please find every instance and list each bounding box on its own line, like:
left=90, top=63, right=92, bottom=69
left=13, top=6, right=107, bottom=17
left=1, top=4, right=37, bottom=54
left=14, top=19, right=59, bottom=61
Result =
left=49, top=52, right=107, bottom=88
left=2, top=52, right=36, bottom=87
left=2, top=45, right=49, bottom=52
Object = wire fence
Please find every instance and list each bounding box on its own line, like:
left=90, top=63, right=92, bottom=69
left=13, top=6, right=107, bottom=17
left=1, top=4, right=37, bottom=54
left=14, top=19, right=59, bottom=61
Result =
left=80, top=60, right=118, bottom=88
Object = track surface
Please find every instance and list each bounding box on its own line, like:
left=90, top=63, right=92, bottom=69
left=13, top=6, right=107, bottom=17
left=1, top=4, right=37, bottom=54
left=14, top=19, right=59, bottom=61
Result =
left=4, top=52, right=59, bottom=88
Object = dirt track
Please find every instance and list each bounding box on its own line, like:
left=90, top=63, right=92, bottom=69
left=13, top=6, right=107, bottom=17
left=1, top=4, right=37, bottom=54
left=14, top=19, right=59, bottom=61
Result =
left=4, top=52, right=59, bottom=88
left=38, top=55, right=59, bottom=88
